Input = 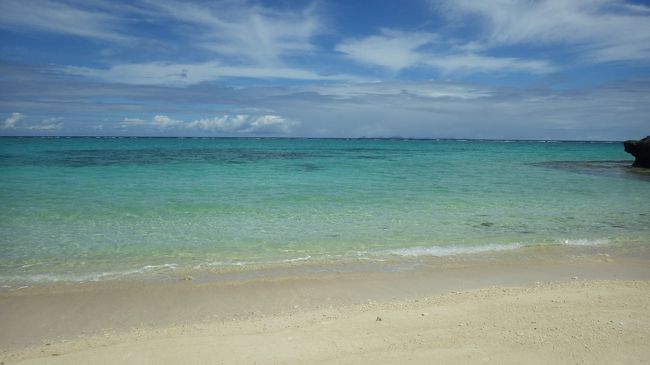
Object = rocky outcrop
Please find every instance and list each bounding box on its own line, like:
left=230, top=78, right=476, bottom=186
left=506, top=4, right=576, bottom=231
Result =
left=624, top=136, right=650, bottom=168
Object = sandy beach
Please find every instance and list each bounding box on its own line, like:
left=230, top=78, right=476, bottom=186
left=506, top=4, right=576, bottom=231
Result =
left=1, top=251, right=649, bottom=365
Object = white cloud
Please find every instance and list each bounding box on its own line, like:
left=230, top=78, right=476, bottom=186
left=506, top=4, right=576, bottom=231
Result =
left=2, top=112, right=24, bottom=129
left=337, top=29, right=436, bottom=72
left=121, top=117, right=146, bottom=126
left=144, top=0, right=322, bottom=65
left=201, top=114, right=297, bottom=133
left=239, top=115, right=295, bottom=133
left=438, top=0, right=650, bottom=62
left=0, top=0, right=132, bottom=42
left=152, top=115, right=184, bottom=127
left=336, top=29, right=554, bottom=74
left=0, top=0, right=327, bottom=77
left=125, top=114, right=297, bottom=134
left=63, top=62, right=357, bottom=86
left=306, top=81, right=492, bottom=100
left=185, top=114, right=296, bottom=133
left=2, top=113, right=63, bottom=130
left=25, top=117, right=64, bottom=130
left=338, top=1, right=649, bottom=75
left=425, top=54, right=554, bottom=74
left=185, top=115, right=249, bottom=132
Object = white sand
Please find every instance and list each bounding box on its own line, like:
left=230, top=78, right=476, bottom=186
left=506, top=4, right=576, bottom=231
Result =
left=3, top=279, right=649, bottom=365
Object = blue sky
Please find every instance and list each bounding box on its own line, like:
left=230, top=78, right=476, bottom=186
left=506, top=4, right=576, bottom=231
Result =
left=1, top=0, right=649, bottom=139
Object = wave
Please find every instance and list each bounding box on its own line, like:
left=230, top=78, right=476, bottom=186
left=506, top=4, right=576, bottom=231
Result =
left=282, top=255, right=312, bottom=263
left=194, top=255, right=313, bottom=269
left=377, top=238, right=611, bottom=258
left=0, top=263, right=178, bottom=286
left=379, top=243, right=525, bottom=257
left=559, top=238, right=610, bottom=246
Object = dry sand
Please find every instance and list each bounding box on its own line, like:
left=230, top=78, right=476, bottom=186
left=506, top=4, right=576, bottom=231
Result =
left=1, top=253, right=649, bottom=364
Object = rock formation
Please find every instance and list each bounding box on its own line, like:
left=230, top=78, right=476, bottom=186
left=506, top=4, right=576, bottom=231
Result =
left=623, top=136, right=650, bottom=168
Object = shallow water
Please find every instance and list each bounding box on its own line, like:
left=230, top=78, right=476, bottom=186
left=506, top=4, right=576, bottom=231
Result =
left=1, top=137, right=648, bottom=284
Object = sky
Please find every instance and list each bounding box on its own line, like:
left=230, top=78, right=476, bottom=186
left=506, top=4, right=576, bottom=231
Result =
left=0, top=0, right=649, bottom=140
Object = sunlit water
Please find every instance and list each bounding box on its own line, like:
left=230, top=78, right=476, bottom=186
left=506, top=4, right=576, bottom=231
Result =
left=1, top=137, right=648, bottom=284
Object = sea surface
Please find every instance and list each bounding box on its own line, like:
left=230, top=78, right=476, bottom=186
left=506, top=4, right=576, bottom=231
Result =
left=1, top=137, right=649, bottom=285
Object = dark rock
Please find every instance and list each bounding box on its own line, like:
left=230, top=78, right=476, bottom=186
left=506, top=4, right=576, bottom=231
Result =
left=623, top=136, right=650, bottom=168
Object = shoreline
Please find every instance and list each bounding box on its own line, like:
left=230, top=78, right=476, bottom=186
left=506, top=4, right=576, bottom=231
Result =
left=1, top=247, right=649, bottom=363
left=3, top=239, right=648, bottom=290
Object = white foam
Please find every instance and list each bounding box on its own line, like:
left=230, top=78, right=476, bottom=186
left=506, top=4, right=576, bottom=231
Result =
left=195, top=255, right=313, bottom=269
left=378, top=238, right=611, bottom=258
left=559, top=238, right=610, bottom=246
left=381, top=243, right=525, bottom=257
left=0, top=263, right=179, bottom=284
left=282, top=255, right=312, bottom=263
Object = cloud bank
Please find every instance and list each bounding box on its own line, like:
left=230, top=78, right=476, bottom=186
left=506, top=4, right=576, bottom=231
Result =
left=2, top=113, right=63, bottom=130
left=435, top=0, right=650, bottom=63
left=121, top=114, right=297, bottom=134
left=337, top=29, right=554, bottom=75
left=2, top=112, right=24, bottom=129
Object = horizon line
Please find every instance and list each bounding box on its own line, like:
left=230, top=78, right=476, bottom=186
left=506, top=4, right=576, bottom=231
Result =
left=0, top=135, right=626, bottom=143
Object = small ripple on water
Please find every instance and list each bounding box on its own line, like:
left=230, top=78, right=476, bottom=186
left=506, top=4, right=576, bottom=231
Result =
left=0, top=148, right=326, bottom=167
left=530, top=160, right=650, bottom=181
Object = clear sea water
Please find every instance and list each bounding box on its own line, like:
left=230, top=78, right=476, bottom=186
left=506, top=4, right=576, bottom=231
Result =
left=1, top=137, right=649, bottom=284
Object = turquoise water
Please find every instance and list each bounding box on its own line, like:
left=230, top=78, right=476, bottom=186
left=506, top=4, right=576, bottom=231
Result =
left=1, top=137, right=649, bottom=284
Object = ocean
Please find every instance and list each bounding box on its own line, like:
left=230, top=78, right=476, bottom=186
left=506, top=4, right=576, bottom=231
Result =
left=1, top=137, right=648, bottom=285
